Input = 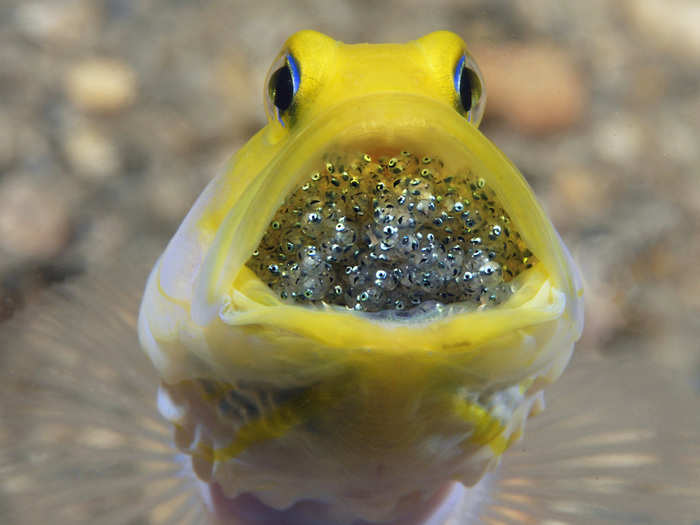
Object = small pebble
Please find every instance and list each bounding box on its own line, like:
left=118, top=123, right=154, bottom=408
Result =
left=475, top=44, right=586, bottom=135
left=75, top=214, right=128, bottom=267
left=593, top=116, right=643, bottom=165
left=14, top=1, right=98, bottom=47
left=64, top=126, right=121, bottom=179
left=65, top=59, right=137, bottom=114
left=0, top=113, right=17, bottom=170
left=548, top=168, right=611, bottom=228
left=626, top=0, right=700, bottom=60
left=0, top=177, right=71, bottom=258
left=145, top=169, right=199, bottom=223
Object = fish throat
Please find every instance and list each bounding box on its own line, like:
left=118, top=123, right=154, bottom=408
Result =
left=246, top=149, right=537, bottom=318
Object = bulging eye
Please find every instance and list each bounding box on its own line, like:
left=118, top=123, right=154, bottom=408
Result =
left=454, top=54, right=485, bottom=125
left=267, top=53, right=300, bottom=125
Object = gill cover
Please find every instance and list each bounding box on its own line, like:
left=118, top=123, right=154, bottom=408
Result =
left=138, top=30, right=584, bottom=522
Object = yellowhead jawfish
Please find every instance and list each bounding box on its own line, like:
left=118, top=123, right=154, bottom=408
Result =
left=2, top=31, right=699, bottom=525
left=138, top=30, right=583, bottom=523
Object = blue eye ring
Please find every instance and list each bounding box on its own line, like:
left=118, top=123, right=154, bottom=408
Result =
left=287, top=54, right=301, bottom=96
left=269, top=53, right=301, bottom=126
left=453, top=54, right=483, bottom=122
left=453, top=55, right=466, bottom=94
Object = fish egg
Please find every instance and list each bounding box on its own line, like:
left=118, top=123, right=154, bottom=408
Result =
left=246, top=151, right=537, bottom=316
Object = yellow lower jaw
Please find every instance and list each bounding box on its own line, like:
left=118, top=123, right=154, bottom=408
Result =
left=220, top=262, right=564, bottom=373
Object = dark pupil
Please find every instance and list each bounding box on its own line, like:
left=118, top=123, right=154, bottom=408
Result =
left=271, top=64, right=294, bottom=112
left=459, top=66, right=472, bottom=112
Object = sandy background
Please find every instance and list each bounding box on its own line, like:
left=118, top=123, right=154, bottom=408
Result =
left=0, top=0, right=698, bottom=389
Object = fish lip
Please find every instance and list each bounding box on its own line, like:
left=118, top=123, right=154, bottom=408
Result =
left=219, top=264, right=567, bottom=353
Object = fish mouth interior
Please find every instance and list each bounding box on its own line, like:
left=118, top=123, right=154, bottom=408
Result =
left=245, top=140, right=537, bottom=321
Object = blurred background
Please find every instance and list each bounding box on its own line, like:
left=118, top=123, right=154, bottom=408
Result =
left=0, top=0, right=698, bottom=390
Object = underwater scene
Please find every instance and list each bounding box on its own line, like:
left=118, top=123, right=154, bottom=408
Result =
left=1, top=1, right=699, bottom=524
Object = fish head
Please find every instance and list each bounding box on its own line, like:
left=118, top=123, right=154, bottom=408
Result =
left=138, top=30, right=584, bottom=522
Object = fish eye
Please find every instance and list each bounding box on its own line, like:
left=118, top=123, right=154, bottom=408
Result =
left=267, top=53, right=300, bottom=125
left=453, top=54, right=485, bottom=124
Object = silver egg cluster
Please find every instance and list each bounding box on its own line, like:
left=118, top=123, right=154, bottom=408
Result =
left=247, top=151, right=535, bottom=317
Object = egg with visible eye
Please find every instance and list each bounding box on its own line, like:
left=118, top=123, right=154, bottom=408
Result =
left=137, top=30, right=583, bottom=524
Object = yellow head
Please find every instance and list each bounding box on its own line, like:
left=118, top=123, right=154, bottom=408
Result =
left=263, top=30, right=484, bottom=131
left=138, top=30, right=583, bottom=522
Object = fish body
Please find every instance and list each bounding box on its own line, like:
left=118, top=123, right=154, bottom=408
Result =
left=138, top=31, right=583, bottom=523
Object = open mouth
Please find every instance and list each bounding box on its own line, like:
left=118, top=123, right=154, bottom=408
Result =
left=245, top=147, right=537, bottom=320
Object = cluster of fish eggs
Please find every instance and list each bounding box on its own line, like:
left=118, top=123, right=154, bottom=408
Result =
left=246, top=151, right=536, bottom=317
